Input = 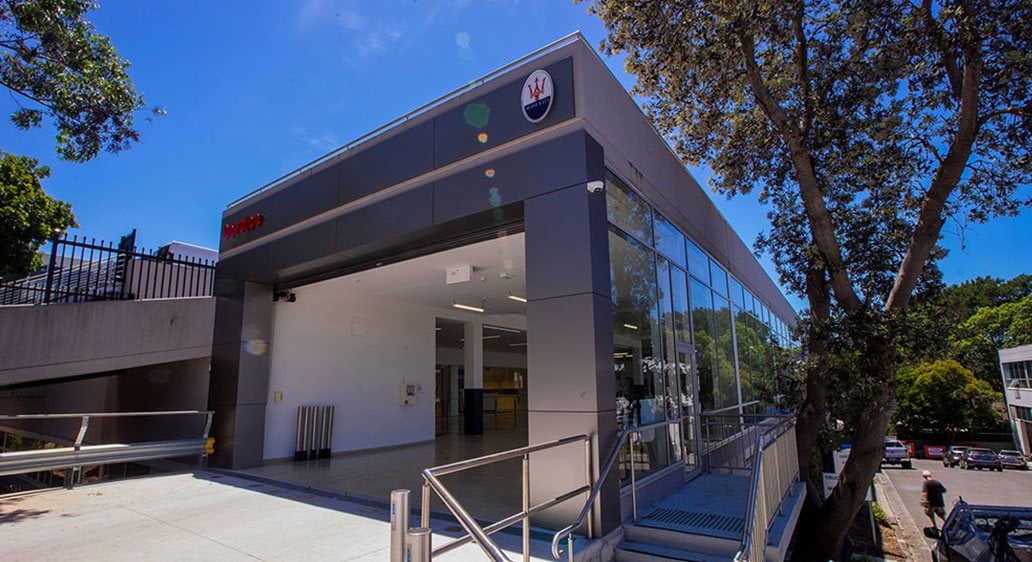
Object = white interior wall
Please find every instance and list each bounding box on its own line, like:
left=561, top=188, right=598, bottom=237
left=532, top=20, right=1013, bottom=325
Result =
left=264, top=281, right=438, bottom=460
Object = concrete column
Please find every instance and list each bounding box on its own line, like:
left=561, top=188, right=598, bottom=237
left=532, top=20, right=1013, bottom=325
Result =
left=524, top=172, right=618, bottom=533
left=463, top=320, right=484, bottom=434
left=208, top=280, right=273, bottom=468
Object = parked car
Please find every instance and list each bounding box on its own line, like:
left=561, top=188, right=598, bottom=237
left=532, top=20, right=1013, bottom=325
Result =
left=999, top=450, right=1029, bottom=470
left=883, top=436, right=912, bottom=469
left=960, top=448, right=1004, bottom=471
left=927, top=499, right=1032, bottom=562
left=944, top=446, right=970, bottom=468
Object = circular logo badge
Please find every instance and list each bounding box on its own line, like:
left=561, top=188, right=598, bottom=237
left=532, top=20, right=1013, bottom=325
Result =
left=521, top=69, right=553, bottom=123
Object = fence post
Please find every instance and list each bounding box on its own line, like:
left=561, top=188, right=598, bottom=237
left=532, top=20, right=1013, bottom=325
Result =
left=43, top=235, right=60, bottom=304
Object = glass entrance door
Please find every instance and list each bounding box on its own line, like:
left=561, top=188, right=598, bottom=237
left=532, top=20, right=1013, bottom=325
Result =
left=676, top=342, right=700, bottom=473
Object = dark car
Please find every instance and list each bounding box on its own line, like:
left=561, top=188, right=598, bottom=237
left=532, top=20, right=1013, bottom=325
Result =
left=999, top=450, right=1029, bottom=470
left=927, top=499, right=1032, bottom=562
left=961, top=448, right=1003, bottom=471
left=944, top=446, right=970, bottom=468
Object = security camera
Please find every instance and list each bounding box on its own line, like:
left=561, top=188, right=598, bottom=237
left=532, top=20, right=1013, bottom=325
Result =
left=273, top=290, right=296, bottom=303
left=586, top=180, right=605, bottom=194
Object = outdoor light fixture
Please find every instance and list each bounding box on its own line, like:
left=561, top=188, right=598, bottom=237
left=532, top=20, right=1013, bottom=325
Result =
left=452, top=302, right=485, bottom=313
left=507, top=293, right=527, bottom=303
left=484, top=324, right=521, bottom=334
left=623, top=323, right=638, bottom=330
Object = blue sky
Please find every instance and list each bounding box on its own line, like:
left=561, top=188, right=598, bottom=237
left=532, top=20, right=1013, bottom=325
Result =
left=1, top=0, right=1028, bottom=311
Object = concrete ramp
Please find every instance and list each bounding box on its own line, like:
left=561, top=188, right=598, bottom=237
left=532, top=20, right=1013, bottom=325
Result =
left=0, top=297, right=214, bottom=388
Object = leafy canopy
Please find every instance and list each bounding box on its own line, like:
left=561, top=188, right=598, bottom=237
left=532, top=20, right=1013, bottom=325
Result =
left=0, top=150, right=76, bottom=276
left=586, top=0, right=1030, bottom=307
left=0, top=0, right=154, bottom=162
left=894, top=359, right=1002, bottom=435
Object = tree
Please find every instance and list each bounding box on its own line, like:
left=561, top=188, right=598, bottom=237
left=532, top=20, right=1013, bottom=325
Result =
left=585, top=1, right=1030, bottom=558
left=1, top=0, right=155, bottom=162
left=0, top=150, right=76, bottom=276
left=894, top=359, right=1002, bottom=438
left=952, top=294, right=1032, bottom=387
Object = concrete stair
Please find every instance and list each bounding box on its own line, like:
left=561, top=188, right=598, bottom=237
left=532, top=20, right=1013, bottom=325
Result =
left=615, top=522, right=737, bottom=561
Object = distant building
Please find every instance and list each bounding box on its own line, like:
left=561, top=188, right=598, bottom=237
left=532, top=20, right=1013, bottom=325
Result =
left=1000, top=344, right=1032, bottom=456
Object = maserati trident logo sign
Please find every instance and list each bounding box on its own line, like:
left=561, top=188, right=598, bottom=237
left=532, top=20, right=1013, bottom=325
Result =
left=521, top=69, right=553, bottom=123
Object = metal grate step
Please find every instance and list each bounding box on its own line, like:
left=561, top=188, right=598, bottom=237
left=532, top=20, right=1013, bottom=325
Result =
left=639, top=507, right=744, bottom=538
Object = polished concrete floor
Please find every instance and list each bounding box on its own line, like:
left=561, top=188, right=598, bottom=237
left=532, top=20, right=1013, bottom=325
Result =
left=243, top=428, right=529, bottom=522
left=0, top=470, right=569, bottom=561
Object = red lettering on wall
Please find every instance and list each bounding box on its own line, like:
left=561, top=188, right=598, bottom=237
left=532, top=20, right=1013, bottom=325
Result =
left=222, top=213, right=264, bottom=239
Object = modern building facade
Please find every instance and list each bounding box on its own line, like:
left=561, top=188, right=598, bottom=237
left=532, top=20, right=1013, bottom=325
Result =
left=1000, top=344, right=1032, bottom=457
left=209, top=34, right=796, bottom=535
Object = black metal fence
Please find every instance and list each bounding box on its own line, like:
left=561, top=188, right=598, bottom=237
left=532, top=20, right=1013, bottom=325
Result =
left=0, top=231, right=216, bottom=306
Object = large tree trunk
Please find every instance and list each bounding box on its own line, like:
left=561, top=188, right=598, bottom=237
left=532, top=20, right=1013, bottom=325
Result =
left=794, top=329, right=897, bottom=561
left=795, top=259, right=831, bottom=478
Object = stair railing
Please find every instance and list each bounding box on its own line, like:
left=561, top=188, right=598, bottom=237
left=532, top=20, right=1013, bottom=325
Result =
left=551, top=416, right=689, bottom=561
left=418, top=434, right=593, bottom=561
left=734, top=417, right=799, bottom=562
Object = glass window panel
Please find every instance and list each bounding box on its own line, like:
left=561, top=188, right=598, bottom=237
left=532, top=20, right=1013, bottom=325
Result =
left=710, top=260, right=728, bottom=297
left=657, top=259, right=679, bottom=421
left=671, top=266, right=690, bottom=344
left=605, top=171, right=653, bottom=246
left=735, top=308, right=754, bottom=404
left=690, top=279, right=718, bottom=411
left=609, top=228, right=672, bottom=482
left=730, top=277, right=746, bottom=310
left=761, top=304, right=770, bottom=326
left=686, top=239, right=709, bottom=284
left=713, top=294, right=737, bottom=410
left=654, top=213, right=687, bottom=269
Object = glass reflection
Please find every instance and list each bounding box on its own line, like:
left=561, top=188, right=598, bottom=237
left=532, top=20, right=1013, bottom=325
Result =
left=606, top=172, right=654, bottom=246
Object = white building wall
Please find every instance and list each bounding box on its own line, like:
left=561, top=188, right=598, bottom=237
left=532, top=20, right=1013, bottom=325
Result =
left=264, top=283, right=437, bottom=460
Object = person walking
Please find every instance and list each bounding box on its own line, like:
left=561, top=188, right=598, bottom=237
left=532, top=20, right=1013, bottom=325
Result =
left=921, top=469, right=948, bottom=530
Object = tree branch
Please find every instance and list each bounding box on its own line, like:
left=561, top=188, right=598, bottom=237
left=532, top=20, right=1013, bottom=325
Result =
left=793, top=0, right=812, bottom=137
left=737, top=29, right=863, bottom=314
left=887, top=0, right=982, bottom=310
left=921, top=0, right=963, bottom=100
left=978, top=105, right=1032, bottom=127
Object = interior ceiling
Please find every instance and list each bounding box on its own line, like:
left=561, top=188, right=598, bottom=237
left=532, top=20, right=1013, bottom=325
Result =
left=324, top=232, right=527, bottom=352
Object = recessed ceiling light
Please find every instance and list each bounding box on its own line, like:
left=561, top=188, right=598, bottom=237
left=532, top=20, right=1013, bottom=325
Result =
left=435, top=327, right=442, bottom=331
left=482, top=335, right=501, bottom=340
left=507, top=293, right=527, bottom=303
left=509, top=342, right=527, bottom=347
left=623, top=323, right=639, bottom=330
left=453, top=302, right=485, bottom=313
left=484, top=324, right=521, bottom=334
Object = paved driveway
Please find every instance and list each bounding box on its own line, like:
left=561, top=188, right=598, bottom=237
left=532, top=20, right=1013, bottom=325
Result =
left=883, top=458, right=1032, bottom=554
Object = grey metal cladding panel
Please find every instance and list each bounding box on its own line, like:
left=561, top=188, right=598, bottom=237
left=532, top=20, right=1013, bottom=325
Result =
left=433, top=57, right=574, bottom=168
left=525, top=184, right=610, bottom=302
left=220, top=163, right=340, bottom=252
left=433, top=130, right=592, bottom=225
left=335, top=184, right=434, bottom=254
left=266, top=220, right=337, bottom=273
left=338, top=120, right=434, bottom=206
left=215, top=245, right=269, bottom=282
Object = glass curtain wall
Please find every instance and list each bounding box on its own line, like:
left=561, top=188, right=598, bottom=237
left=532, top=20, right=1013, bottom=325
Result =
left=606, top=169, right=793, bottom=483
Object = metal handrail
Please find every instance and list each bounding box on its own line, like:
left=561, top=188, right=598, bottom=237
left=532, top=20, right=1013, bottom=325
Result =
left=0, top=410, right=214, bottom=487
left=551, top=416, right=689, bottom=560
left=420, top=434, right=592, bottom=561
left=733, top=417, right=798, bottom=562
left=226, top=32, right=586, bottom=210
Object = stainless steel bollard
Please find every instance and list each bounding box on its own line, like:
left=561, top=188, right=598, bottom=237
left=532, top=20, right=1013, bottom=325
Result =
left=406, top=527, right=431, bottom=562
left=390, top=489, right=410, bottom=562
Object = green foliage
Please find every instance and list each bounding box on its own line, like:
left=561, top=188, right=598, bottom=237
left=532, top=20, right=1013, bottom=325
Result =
left=894, top=359, right=1002, bottom=436
left=871, top=502, right=890, bottom=528
left=0, top=0, right=154, bottom=161
left=951, top=294, right=1032, bottom=386
left=0, top=150, right=76, bottom=276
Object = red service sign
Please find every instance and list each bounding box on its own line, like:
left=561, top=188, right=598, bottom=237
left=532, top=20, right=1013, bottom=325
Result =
left=924, top=445, right=946, bottom=459
left=223, top=213, right=264, bottom=239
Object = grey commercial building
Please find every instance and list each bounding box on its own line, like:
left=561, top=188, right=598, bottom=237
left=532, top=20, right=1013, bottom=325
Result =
left=209, top=34, right=797, bottom=541
left=1000, top=344, right=1032, bottom=457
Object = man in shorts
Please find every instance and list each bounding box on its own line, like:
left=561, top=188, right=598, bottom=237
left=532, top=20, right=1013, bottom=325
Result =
left=921, top=469, right=948, bottom=529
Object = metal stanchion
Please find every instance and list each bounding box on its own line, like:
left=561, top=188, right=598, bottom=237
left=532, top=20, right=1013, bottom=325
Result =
left=390, top=489, right=411, bottom=562
left=406, top=527, right=432, bottom=562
